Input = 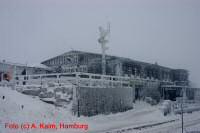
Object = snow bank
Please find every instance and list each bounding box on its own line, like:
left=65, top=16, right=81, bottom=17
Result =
left=0, top=87, right=80, bottom=133
left=0, top=86, right=187, bottom=133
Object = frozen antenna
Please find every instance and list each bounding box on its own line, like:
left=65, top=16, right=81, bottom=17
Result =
left=98, top=22, right=110, bottom=75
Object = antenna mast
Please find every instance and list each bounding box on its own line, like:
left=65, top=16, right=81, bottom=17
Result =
left=98, top=22, right=110, bottom=75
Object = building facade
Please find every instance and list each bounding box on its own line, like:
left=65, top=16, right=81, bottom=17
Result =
left=41, top=50, right=189, bottom=83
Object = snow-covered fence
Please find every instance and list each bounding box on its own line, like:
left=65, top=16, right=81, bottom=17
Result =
left=73, top=86, right=133, bottom=116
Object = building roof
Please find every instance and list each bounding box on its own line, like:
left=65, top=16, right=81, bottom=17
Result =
left=29, top=63, right=51, bottom=69
left=0, top=60, right=50, bottom=70
left=0, top=60, right=27, bottom=67
left=41, top=50, right=186, bottom=71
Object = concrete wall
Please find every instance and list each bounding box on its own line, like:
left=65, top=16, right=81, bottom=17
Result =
left=74, top=87, right=133, bottom=116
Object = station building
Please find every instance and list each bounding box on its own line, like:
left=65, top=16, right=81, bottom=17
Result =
left=40, top=50, right=190, bottom=101
left=41, top=50, right=188, bottom=84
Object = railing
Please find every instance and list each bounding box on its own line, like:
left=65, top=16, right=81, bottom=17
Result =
left=6, top=72, right=173, bottom=88
left=13, top=72, right=131, bottom=88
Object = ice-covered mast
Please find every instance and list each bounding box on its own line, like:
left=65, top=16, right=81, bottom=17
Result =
left=98, top=22, right=110, bottom=75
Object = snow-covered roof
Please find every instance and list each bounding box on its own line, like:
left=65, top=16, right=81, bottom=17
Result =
left=28, top=63, right=50, bottom=69
left=0, top=60, right=50, bottom=69
left=0, top=60, right=27, bottom=67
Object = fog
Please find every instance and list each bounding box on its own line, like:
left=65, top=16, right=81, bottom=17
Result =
left=0, top=0, right=199, bottom=86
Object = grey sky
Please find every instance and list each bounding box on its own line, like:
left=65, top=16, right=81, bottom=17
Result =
left=0, top=0, right=200, bottom=86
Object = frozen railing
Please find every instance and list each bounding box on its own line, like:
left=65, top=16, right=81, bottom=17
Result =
left=13, top=72, right=131, bottom=88
left=13, top=72, right=172, bottom=88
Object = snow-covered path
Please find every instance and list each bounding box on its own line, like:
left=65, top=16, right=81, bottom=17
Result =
left=103, top=109, right=200, bottom=133
left=137, top=112, right=200, bottom=133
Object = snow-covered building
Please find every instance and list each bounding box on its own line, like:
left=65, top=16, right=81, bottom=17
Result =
left=40, top=50, right=190, bottom=102
left=41, top=50, right=189, bottom=83
left=0, top=60, right=50, bottom=81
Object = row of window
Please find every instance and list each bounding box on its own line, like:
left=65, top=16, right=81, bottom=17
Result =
left=63, top=66, right=88, bottom=73
left=45, top=55, right=79, bottom=66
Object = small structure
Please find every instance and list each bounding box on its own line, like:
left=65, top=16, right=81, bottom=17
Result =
left=0, top=60, right=50, bottom=82
left=161, top=85, right=184, bottom=101
left=161, top=85, right=200, bottom=102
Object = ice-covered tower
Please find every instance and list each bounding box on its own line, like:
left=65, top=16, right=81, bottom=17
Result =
left=98, top=23, right=110, bottom=75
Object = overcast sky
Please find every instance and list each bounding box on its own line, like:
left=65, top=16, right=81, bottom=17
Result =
left=0, top=0, right=199, bottom=86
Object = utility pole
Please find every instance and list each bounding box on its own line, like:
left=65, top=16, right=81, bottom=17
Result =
left=181, top=86, right=186, bottom=133
left=77, top=74, right=80, bottom=117
left=181, top=97, right=184, bottom=133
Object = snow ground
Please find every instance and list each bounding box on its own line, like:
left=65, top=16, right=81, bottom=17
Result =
left=132, top=111, right=200, bottom=133
left=0, top=86, right=200, bottom=133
